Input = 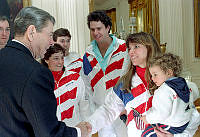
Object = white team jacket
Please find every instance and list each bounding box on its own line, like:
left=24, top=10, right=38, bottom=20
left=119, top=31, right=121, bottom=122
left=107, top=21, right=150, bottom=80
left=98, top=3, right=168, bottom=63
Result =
left=88, top=74, right=200, bottom=137
left=146, top=82, right=194, bottom=127
left=81, top=36, right=129, bottom=137
left=64, top=52, right=83, bottom=74
left=54, top=70, right=90, bottom=127
left=81, top=37, right=129, bottom=112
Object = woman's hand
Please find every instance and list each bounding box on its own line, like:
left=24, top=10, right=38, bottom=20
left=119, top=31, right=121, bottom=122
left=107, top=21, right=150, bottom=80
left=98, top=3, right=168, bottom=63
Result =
left=154, top=124, right=174, bottom=137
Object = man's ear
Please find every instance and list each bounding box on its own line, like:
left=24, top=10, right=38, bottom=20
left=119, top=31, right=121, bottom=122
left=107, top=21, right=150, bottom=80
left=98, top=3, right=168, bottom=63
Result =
left=106, top=25, right=110, bottom=33
left=27, top=25, right=36, bottom=42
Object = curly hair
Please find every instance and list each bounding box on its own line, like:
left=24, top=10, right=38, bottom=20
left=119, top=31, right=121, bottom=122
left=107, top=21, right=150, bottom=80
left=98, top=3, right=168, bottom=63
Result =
left=87, top=10, right=112, bottom=33
left=149, top=53, right=182, bottom=76
left=149, top=53, right=183, bottom=93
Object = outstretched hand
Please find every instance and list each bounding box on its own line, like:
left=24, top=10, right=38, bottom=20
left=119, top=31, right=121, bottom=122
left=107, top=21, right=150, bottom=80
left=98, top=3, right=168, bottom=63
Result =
left=76, top=122, right=92, bottom=137
left=154, top=124, right=174, bottom=137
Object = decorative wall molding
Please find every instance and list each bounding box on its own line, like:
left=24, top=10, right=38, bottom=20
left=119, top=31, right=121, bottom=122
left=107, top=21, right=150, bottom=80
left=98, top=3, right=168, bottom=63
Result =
left=159, top=0, right=184, bottom=57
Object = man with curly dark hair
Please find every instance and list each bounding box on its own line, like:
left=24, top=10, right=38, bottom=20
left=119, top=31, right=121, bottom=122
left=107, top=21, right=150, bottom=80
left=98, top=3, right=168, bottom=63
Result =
left=81, top=10, right=129, bottom=137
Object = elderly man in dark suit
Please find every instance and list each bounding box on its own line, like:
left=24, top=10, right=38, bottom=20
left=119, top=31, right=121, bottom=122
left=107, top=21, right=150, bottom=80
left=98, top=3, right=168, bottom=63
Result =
left=0, top=6, right=90, bottom=137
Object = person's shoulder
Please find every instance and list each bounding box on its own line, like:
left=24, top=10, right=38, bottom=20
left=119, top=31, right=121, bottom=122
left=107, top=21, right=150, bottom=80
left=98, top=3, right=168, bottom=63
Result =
left=63, top=69, right=80, bottom=77
left=117, top=38, right=125, bottom=44
left=28, top=63, right=54, bottom=86
left=85, top=44, right=93, bottom=53
left=187, top=81, right=198, bottom=91
left=155, top=83, right=173, bottom=95
left=22, top=58, right=52, bottom=77
left=115, top=37, right=125, bottom=44
left=34, top=62, right=52, bottom=74
left=68, top=52, right=81, bottom=58
left=63, top=70, right=81, bottom=82
left=65, top=52, right=82, bottom=63
left=187, top=81, right=199, bottom=101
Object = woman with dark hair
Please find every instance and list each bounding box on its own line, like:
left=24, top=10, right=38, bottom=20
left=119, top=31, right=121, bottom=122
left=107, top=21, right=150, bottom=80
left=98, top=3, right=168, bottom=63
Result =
left=41, top=43, right=90, bottom=127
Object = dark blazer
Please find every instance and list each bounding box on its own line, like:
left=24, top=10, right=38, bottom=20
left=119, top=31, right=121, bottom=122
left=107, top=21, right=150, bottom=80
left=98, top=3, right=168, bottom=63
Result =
left=0, top=41, right=77, bottom=137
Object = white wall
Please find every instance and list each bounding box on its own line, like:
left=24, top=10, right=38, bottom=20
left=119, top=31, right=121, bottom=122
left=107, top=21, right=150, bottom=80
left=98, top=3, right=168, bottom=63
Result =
left=182, top=0, right=200, bottom=89
left=159, top=0, right=200, bottom=89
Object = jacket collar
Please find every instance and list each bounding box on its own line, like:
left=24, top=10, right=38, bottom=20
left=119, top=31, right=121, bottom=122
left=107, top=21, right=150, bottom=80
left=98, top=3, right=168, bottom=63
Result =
left=87, top=35, right=121, bottom=56
left=6, top=40, right=33, bottom=58
left=165, top=77, right=190, bottom=103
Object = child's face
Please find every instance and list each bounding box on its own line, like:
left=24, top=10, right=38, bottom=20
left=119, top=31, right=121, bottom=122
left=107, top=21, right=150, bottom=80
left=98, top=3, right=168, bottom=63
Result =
left=149, top=65, right=172, bottom=86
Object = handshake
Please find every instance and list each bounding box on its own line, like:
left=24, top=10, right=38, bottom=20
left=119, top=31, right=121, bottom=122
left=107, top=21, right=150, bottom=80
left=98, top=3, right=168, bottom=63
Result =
left=76, top=121, right=92, bottom=137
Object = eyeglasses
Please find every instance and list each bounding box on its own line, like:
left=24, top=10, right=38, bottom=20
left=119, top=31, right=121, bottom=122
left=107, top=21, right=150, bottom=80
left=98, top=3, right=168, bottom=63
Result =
left=0, top=28, right=10, bottom=33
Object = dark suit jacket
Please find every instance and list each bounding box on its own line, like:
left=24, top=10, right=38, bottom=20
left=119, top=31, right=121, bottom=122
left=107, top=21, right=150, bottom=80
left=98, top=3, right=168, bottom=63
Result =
left=0, top=41, right=77, bottom=137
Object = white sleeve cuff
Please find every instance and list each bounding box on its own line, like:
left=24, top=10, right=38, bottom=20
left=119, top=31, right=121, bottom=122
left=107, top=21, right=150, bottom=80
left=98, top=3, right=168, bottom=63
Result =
left=75, top=127, right=81, bottom=137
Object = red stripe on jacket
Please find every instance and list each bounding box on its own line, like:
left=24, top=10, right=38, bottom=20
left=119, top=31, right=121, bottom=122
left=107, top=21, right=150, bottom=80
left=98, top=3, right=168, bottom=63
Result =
left=86, top=52, right=90, bottom=57
left=106, top=76, right=120, bottom=90
left=90, top=58, right=98, bottom=68
left=58, top=73, right=80, bottom=88
left=69, top=67, right=82, bottom=73
left=71, top=58, right=83, bottom=63
left=90, top=69, right=104, bottom=90
left=126, top=81, right=153, bottom=129
left=105, top=58, right=124, bottom=75
left=56, top=87, right=77, bottom=105
left=112, top=43, right=126, bottom=55
left=131, top=84, right=146, bottom=97
left=61, top=106, right=74, bottom=120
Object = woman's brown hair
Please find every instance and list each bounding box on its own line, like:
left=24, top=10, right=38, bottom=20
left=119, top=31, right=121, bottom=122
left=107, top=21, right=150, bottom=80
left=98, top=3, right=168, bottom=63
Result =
left=116, top=32, right=161, bottom=93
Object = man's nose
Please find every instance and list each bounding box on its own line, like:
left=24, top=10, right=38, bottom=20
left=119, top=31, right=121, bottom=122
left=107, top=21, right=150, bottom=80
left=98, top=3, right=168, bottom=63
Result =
left=2, top=30, right=8, bottom=35
left=94, top=29, right=99, bottom=35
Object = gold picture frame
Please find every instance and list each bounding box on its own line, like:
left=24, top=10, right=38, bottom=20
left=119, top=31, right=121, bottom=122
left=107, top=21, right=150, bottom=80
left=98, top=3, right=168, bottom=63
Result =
left=128, top=0, right=160, bottom=44
left=23, top=0, right=32, bottom=7
left=0, top=0, right=31, bottom=39
left=194, top=0, right=200, bottom=57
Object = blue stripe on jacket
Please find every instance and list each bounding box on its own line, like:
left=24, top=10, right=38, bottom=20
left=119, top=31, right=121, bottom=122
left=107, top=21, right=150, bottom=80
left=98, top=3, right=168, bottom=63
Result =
left=113, top=83, right=134, bottom=105
left=83, top=53, right=92, bottom=75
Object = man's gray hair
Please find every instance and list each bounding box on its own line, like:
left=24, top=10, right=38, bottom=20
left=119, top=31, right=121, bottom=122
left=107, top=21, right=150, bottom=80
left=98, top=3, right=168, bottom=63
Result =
left=14, top=6, right=55, bottom=36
